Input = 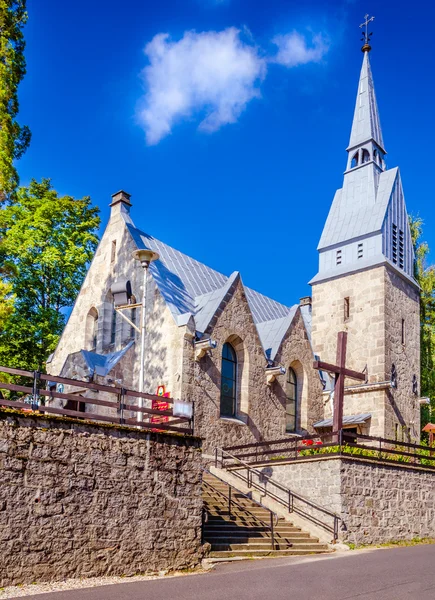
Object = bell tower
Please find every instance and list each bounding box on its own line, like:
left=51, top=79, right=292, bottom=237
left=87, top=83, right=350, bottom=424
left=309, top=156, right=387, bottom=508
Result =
left=310, top=20, right=421, bottom=441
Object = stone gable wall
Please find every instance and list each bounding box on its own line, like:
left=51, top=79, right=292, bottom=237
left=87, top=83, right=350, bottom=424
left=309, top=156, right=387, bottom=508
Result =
left=265, top=457, right=435, bottom=546
left=192, top=284, right=323, bottom=453
left=0, top=410, right=204, bottom=587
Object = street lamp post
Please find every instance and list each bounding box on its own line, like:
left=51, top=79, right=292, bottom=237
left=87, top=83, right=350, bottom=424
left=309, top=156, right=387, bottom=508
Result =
left=132, top=249, right=159, bottom=422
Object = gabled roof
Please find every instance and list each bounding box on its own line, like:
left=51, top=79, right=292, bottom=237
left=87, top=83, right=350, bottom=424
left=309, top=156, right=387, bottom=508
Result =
left=122, top=213, right=314, bottom=362
left=256, top=306, right=298, bottom=361
left=195, top=272, right=241, bottom=334
left=82, top=341, right=134, bottom=376
left=124, top=215, right=292, bottom=327
left=348, top=52, right=384, bottom=151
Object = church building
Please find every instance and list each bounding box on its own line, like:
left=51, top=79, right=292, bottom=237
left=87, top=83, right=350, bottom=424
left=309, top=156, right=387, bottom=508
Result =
left=47, top=44, right=421, bottom=450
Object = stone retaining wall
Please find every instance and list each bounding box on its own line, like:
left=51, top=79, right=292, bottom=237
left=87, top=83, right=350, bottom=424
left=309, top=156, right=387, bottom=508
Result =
left=0, top=409, right=204, bottom=587
left=267, top=457, right=435, bottom=546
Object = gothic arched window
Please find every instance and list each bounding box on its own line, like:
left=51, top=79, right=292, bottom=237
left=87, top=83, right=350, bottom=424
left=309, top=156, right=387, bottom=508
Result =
left=351, top=152, right=359, bottom=169
left=110, top=304, right=117, bottom=345
left=361, top=149, right=370, bottom=163
left=391, top=364, right=397, bottom=389
left=286, top=368, right=297, bottom=432
left=220, top=342, right=237, bottom=417
left=85, top=307, right=98, bottom=351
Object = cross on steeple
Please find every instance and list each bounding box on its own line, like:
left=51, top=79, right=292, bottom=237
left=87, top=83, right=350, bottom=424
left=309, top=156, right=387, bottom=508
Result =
left=360, top=13, right=375, bottom=52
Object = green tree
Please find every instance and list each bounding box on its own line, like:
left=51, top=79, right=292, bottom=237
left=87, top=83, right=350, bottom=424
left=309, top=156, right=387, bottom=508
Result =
left=0, top=0, right=31, bottom=199
left=0, top=279, right=13, bottom=329
left=409, top=215, right=435, bottom=430
left=0, top=179, right=100, bottom=370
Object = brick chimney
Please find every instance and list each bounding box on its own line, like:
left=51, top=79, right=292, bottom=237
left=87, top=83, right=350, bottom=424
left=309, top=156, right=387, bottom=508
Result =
left=110, top=190, right=132, bottom=217
left=299, top=296, right=312, bottom=307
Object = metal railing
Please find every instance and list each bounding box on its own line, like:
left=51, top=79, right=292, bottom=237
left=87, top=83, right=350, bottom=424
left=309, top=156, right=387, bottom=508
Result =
left=203, top=469, right=278, bottom=549
left=214, top=449, right=340, bottom=542
left=0, top=365, right=192, bottom=435
left=222, top=430, right=435, bottom=471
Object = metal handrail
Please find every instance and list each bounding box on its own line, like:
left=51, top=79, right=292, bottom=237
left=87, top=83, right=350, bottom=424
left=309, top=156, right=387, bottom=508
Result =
left=202, top=469, right=278, bottom=550
left=216, top=448, right=340, bottom=542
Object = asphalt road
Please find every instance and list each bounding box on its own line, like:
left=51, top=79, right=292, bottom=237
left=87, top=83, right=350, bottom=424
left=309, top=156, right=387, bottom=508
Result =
left=23, top=545, right=435, bottom=600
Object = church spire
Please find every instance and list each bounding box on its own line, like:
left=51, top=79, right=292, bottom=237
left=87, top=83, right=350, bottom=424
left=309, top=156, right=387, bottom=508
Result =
left=348, top=51, right=385, bottom=153
left=348, top=15, right=385, bottom=154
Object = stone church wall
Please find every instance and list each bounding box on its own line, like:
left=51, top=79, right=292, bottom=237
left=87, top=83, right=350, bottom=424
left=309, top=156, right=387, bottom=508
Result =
left=0, top=409, right=204, bottom=587
left=47, top=197, right=325, bottom=456
left=266, top=457, right=435, bottom=546
left=383, top=268, right=420, bottom=442
left=311, top=265, right=420, bottom=440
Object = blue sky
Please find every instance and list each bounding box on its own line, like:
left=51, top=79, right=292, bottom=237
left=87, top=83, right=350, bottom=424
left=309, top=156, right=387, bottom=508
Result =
left=18, top=0, right=435, bottom=308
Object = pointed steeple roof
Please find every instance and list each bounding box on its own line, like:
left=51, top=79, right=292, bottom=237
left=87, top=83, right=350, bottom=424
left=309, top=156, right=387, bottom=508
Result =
left=348, top=51, right=385, bottom=152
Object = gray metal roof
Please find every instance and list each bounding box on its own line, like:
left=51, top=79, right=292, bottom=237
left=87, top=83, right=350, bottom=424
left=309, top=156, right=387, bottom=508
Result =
left=313, top=413, right=372, bottom=429
left=318, top=167, right=397, bottom=250
left=195, top=272, right=240, bottom=334
left=256, top=306, right=298, bottom=360
left=125, top=217, right=292, bottom=326
left=122, top=215, right=319, bottom=362
left=82, top=341, right=134, bottom=376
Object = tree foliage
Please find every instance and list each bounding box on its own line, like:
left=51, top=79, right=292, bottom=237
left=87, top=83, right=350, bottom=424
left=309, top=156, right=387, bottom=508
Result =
left=0, top=179, right=100, bottom=370
left=0, top=0, right=31, bottom=198
left=409, top=215, right=435, bottom=429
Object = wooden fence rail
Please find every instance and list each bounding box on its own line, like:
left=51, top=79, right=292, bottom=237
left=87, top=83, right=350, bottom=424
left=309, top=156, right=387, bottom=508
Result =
left=0, top=365, right=192, bottom=435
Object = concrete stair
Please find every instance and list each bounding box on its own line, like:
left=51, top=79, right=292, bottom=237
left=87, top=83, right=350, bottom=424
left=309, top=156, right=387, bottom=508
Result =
left=202, top=472, right=331, bottom=559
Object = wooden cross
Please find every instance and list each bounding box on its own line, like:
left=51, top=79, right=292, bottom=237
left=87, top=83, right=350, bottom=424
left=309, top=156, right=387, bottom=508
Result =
left=313, top=332, right=366, bottom=441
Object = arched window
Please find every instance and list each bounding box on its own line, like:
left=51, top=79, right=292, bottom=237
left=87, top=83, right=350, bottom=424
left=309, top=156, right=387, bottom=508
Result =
left=373, top=149, right=378, bottom=164
left=110, top=304, right=117, bottom=345
left=286, top=368, right=297, bottom=432
left=220, top=342, right=237, bottom=417
left=361, top=148, right=370, bottom=163
left=85, top=308, right=98, bottom=351
left=351, top=152, right=359, bottom=169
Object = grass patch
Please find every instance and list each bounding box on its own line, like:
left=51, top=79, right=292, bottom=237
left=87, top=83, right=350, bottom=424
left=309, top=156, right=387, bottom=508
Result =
left=347, top=537, right=435, bottom=550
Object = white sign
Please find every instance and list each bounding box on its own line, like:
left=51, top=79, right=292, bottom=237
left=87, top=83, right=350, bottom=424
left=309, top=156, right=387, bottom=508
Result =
left=173, top=400, right=193, bottom=419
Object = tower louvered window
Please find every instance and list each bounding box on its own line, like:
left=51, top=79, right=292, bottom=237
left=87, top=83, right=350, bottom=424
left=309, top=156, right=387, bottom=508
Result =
left=357, top=243, right=363, bottom=259
left=399, top=230, right=404, bottom=269
left=392, top=224, right=398, bottom=264
left=336, top=250, right=342, bottom=266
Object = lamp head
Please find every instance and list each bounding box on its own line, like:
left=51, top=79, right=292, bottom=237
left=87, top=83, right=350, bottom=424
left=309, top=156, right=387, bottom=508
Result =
left=132, top=249, right=159, bottom=267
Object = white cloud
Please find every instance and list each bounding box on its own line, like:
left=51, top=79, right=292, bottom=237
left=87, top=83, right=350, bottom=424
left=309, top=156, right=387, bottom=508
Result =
left=271, top=31, right=329, bottom=67
left=138, top=27, right=330, bottom=145
left=138, top=28, right=266, bottom=145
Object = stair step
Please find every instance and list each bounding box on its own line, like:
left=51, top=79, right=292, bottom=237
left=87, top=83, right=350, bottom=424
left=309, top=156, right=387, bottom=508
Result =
left=205, top=517, right=298, bottom=525
left=208, top=543, right=329, bottom=551
left=204, top=532, right=315, bottom=541
left=204, top=507, right=275, bottom=517
left=209, top=549, right=331, bottom=558
left=204, top=529, right=309, bottom=536
left=202, top=472, right=330, bottom=559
